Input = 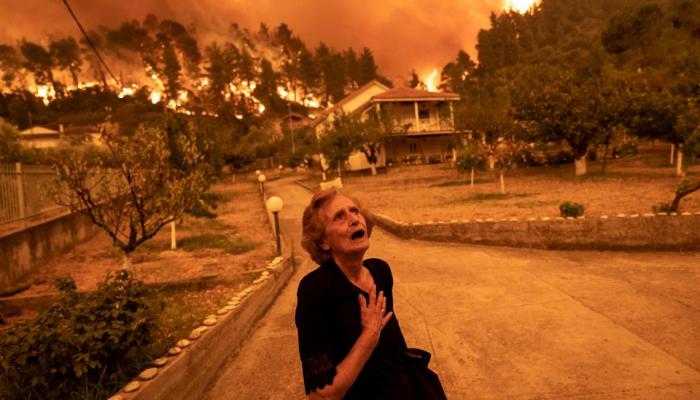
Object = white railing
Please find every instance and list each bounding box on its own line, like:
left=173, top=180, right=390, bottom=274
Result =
left=0, top=163, right=64, bottom=230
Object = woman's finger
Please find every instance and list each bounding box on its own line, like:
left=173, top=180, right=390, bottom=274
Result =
left=381, top=311, right=393, bottom=328
left=369, top=284, right=376, bottom=307
left=358, top=293, right=366, bottom=309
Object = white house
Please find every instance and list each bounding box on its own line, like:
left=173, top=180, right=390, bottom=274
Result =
left=19, top=124, right=104, bottom=149
left=312, top=80, right=461, bottom=172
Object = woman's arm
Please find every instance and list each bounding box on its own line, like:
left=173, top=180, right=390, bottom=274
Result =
left=309, top=284, right=393, bottom=400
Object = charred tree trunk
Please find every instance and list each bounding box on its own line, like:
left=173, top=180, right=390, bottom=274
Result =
left=670, top=180, right=700, bottom=212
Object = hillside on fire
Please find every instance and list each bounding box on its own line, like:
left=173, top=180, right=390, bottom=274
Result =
left=0, top=0, right=698, bottom=175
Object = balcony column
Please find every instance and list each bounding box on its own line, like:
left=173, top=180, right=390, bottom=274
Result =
left=449, top=101, right=455, bottom=129
left=414, top=101, right=420, bottom=132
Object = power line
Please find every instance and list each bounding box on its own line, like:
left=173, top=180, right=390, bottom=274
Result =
left=61, top=0, right=121, bottom=88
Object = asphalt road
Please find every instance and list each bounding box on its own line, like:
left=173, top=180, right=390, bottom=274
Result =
left=205, top=178, right=700, bottom=400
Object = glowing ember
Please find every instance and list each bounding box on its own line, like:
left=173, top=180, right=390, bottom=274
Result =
left=150, top=91, right=162, bottom=104
left=118, top=85, right=137, bottom=99
left=503, top=0, right=539, bottom=13
left=277, top=86, right=290, bottom=99
left=34, top=85, right=55, bottom=105
left=423, top=69, right=439, bottom=92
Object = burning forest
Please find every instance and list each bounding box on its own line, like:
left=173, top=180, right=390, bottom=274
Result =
left=0, top=15, right=392, bottom=124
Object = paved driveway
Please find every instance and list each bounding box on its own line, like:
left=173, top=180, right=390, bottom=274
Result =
left=205, top=179, right=700, bottom=399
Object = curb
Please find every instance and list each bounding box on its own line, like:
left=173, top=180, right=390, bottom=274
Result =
left=371, top=211, right=700, bottom=252
left=295, top=179, right=700, bottom=251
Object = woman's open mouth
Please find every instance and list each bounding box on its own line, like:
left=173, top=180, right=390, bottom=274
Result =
left=350, top=229, right=366, bottom=240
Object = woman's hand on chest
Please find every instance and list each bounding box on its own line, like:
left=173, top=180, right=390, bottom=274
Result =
left=357, top=283, right=393, bottom=348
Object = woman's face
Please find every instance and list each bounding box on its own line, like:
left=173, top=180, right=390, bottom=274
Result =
left=319, top=194, right=370, bottom=257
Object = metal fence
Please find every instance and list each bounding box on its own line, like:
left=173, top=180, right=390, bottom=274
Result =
left=0, top=163, right=62, bottom=228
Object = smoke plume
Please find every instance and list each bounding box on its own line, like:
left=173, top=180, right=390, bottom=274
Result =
left=0, top=0, right=505, bottom=82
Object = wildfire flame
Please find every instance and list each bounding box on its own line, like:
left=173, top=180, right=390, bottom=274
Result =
left=423, top=69, right=439, bottom=92
left=503, top=0, right=539, bottom=13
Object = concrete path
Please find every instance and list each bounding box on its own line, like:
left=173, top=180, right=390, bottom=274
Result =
left=205, top=178, right=700, bottom=399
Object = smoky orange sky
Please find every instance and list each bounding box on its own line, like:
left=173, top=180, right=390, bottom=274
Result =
left=0, top=0, right=509, bottom=83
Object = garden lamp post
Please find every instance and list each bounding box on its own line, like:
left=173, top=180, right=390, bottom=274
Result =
left=266, top=196, right=284, bottom=255
left=258, top=173, right=266, bottom=196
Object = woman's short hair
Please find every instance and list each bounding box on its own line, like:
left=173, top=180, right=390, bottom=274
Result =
left=301, top=187, right=375, bottom=265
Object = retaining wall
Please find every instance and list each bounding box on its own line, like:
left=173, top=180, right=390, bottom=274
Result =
left=0, top=211, right=99, bottom=292
left=109, top=256, right=295, bottom=400
left=372, top=212, right=700, bottom=251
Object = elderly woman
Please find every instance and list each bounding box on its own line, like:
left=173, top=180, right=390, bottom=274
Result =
left=295, top=187, right=446, bottom=400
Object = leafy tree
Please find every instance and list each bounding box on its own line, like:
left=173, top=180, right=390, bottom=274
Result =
left=238, top=46, right=256, bottom=86
left=204, top=42, right=236, bottom=109
left=476, top=12, right=520, bottom=75
left=356, top=47, right=379, bottom=86
left=20, top=40, right=60, bottom=97
left=79, top=30, right=110, bottom=87
left=49, top=37, right=82, bottom=87
left=161, top=42, right=181, bottom=99
left=408, top=70, right=422, bottom=89
left=47, top=124, right=211, bottom=265
left=601, top=4, right=663, bottom=56
left=344, top=48, right=359, bottom=89
left=319, top=113, right=361, bottom=177
left=456, top=141, right=487, bottom=188
left=298, top=46, right=320, bottom=98
left=440, top=50, right=477, bottom=93
left=0, top=117, right=22, bottom=162
left=512, top=66, right=621, bottom=176
left=315, top=43, right=346, bottom=103
left=356, top=108, right=400, bottom=175
left=0, top=44, right=26, bottom=90
left=492, top=129, right=528, bottom=193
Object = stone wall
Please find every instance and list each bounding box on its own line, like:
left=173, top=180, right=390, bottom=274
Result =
left=372, top=212, right=700, bottom=251
left=0, top=212, right=99, bottom=292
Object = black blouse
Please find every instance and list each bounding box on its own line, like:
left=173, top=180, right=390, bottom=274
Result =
left=295, top=258, right=415, bottom=400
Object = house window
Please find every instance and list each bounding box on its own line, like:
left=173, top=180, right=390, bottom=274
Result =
left=409, top=143, right=417, bottom=153
left=418, top=107, right=430, bottom=120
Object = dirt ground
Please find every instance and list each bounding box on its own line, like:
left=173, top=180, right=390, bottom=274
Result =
left=20, top=178, right=275, bottom=296
left=340, top=144, right=700, bottom=222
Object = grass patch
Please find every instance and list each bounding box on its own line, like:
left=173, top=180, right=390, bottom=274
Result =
left=431, top=178, right=493, bottom=187
left=180, top=217, right=232, bottom=231
left=146, top=287, right=234, bottom=357
left=179, top=234, right=258, bottom=255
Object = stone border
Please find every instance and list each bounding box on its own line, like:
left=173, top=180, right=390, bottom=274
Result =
left=372, top=211, right=700, bottom=251
left=108, top=256, right=294, bottom=400
left=295, top=180, right=700, bottom=251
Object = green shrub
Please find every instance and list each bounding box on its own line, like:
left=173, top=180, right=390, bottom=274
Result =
left=559, top=201, right=585, bottom=218
left=0, top=271, right=157, bottom=399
